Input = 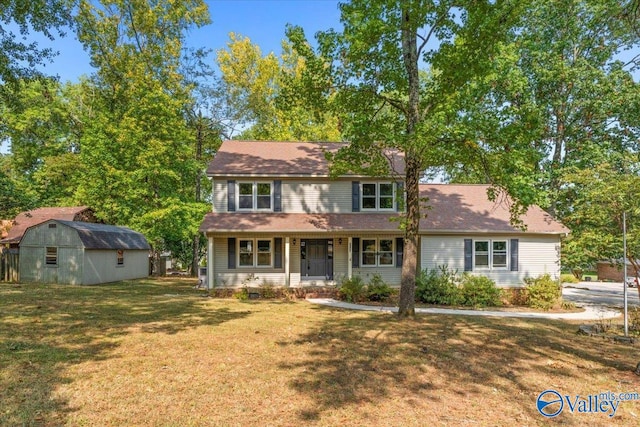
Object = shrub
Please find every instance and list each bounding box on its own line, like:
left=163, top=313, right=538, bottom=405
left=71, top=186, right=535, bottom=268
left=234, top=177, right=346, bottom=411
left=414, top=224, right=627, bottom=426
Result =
left=339, top=275, right=366, bottom=303
left=233, top=287, right=249, bottom=301
left=560, top=273, right=579, bottom=284
left=416, top=265, right=461, bottom=305
left=524, top=274, right=562, bottom=310
left=259, top=282, right=277, bottom=299
left=459, top=274, right=501, bottom=307
left=366, top=273, right=393, bottom=301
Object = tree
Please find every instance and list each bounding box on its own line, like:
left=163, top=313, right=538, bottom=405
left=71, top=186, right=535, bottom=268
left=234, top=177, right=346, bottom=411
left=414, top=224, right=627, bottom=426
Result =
left=290, top=0, right=525, bottom=316
left=560, top=162, right=640, bottom=279
left=73, top=0, right=210, bottom=272
left=0, top=78, right=84, bottom=206
left=217, top=33, right=341, bottom=141
left=0, top=0, right=74, bottom=85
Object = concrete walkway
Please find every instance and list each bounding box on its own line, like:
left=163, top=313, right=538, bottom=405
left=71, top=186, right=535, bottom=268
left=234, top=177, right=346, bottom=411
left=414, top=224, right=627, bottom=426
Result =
left=307, top=298, right=621, bottom=320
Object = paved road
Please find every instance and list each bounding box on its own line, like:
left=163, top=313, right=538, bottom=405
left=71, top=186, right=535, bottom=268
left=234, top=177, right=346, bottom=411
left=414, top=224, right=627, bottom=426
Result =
left=563, top=281, right=640, bottom=308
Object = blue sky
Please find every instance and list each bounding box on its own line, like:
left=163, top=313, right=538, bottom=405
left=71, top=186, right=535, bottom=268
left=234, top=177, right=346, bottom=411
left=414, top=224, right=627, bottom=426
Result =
left=35, top=0, right=342, bottom=82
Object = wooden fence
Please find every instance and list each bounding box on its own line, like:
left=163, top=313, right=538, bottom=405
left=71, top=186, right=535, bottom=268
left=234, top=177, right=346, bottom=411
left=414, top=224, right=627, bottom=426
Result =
left=1, top=249, right=19, bottom=282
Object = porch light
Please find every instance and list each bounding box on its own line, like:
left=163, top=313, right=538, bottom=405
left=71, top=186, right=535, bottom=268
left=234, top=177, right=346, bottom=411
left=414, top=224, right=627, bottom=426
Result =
left=338, top=238, right=342, bottom=245
left=292, top=238, right=296, bottom=245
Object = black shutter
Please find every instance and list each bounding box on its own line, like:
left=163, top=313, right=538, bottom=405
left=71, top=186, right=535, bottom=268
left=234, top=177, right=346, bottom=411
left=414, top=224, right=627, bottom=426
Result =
left=273, top=180, right=282, bottom=212
left=396, top=182, right=405, bottom=212
left=274, top=237, right=282, bottom=268
left=395, top=237, right=404, bottom=267
left=352, top=181, right=360, bottom=212
left=464, top=239, right=473, bottom=271
left=227, top=180, right=236, bottom=212
left=228, top=238, right=236, bottom=269
left=352, top=237, right=360, bottom=268
left=510, top=239, right=519, bottom=271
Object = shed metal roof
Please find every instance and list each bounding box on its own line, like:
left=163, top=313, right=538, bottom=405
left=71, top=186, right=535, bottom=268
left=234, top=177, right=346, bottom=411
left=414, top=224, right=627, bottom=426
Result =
left=54, top=220, right=150, bottom=250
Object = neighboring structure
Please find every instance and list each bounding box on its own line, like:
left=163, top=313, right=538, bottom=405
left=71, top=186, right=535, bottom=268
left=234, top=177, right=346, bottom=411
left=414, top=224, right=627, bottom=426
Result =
left=19, top=220, right=150, bottom=285
left=199, top=140, right=569, bottom=289
left=1, top=207, right=100, bottom=282
left=597, top=261, right=639, bottom=282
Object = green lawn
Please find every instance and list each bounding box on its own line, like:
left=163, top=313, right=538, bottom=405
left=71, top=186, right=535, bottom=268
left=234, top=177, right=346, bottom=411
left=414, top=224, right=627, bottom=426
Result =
left=1, top=278, right=639, bottom=426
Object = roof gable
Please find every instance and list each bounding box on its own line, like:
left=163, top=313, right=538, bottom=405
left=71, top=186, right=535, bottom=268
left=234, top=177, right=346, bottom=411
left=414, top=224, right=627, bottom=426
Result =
left=0, top=206, right=95, bottom=244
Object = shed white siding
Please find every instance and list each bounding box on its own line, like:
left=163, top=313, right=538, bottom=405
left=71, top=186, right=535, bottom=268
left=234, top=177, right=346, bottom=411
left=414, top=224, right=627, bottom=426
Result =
left=421, top=235, right=561, bottom=287
left=83, top=250, right=149, bottom=285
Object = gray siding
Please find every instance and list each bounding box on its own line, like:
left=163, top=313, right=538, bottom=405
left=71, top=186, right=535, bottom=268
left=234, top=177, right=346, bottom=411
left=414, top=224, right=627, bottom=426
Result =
left=421, top=235, right=561, bottom=287
left=83, top=250, right=149, bottom=285
left=283, top=181, right=352, bottom=213
left=19, top=221, right=149, bottom=285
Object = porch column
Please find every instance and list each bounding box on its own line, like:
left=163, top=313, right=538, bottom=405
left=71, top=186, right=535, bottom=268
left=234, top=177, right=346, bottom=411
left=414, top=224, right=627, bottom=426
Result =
left=285, top=237, right=291, bottom=287
left=207, top=235, right=215, bottom=289
left=347, top=237, right=353, bottom=279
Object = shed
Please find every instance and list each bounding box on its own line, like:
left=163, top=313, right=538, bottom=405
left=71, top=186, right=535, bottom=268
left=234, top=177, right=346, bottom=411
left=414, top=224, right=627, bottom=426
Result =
left=19, top=220, right=150, bottom=285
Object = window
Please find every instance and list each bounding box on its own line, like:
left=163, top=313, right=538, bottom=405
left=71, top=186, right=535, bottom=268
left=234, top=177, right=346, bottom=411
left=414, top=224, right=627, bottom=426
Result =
left=474, top=240, right=508, bottom=269
left=45, top=247, right=57, bottom=266
left=117, top=249, right=124, bottom=266
left=237, top=182, right=272, bottom=210
left=239, top=240, right=254, bottom=266
left=474, top=241, right=489, bottom=268
left=239, top=239, right=272, bottom=267
left=361, top=238, right=394, bottom=267
left=361, top=182, right=395, bottom=211
left=492, top=241, right=507, bottom=268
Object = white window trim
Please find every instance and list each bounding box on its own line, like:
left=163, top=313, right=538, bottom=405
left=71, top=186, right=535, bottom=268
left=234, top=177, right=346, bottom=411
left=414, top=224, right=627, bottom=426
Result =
left=473, top=239, right=508, bottom=270
left=237, top=181, right=273, bottom=211
left=361, top=182, right=395, bottom=212
left=360, top=238, right=394, bottom=268
left=238, top=238, right=273, bottom=268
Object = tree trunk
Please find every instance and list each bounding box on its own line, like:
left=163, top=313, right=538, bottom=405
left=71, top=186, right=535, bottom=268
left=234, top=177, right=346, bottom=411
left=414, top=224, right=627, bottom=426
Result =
left=192, top=111, right=204, bottom=277
left=398, top=156, right=420, bottom=317
left=398, top=7, right=421, bottom=317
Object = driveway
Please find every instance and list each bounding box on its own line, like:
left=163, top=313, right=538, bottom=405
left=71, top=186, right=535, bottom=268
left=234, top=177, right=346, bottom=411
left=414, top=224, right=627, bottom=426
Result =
left=563, top=281, right=640, bottom=308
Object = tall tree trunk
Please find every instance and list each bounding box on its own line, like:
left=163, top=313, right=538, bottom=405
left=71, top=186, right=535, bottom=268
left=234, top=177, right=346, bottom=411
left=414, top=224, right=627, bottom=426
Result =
left=192, top=112, right=204, bottom=277
left=398, top=7, right=421, bottom=317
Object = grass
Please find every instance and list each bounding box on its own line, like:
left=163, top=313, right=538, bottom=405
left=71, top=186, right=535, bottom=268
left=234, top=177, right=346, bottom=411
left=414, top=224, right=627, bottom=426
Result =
left=1, top=278, right=640, bottom=426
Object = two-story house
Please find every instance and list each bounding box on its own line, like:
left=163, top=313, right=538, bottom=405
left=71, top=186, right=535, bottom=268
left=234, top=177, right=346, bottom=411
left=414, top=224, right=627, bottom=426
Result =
left=199, top=140, right=568, bottom=289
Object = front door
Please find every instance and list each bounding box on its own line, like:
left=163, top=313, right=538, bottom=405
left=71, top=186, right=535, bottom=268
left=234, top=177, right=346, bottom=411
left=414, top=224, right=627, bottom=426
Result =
left=301, top=239, right=333, bottom=279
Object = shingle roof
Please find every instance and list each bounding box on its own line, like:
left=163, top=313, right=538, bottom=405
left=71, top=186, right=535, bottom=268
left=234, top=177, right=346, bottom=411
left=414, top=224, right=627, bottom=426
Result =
left=54, top=220, right=150, bottom=250
left=0, top=206, right=93, bottom=244
left=199, top=184, right=568, bottom=235
left=419, top=184, right=569, bottom=234
left=206, top=140, right=405, bottom=178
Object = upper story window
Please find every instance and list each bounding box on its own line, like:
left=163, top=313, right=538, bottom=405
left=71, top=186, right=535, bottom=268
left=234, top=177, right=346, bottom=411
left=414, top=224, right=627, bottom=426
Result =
left=238, top=182, right=272, bottom=211
left=362, top=182, right=394, bottom=211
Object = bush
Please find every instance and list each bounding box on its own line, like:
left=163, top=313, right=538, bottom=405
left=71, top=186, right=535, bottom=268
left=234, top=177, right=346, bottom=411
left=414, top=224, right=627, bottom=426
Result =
left=524, top=274, right=562, bottom=310
left=416, top=266, right=461, bottom=305
left=560, top=273, right=579, bottom=284
left=366, top=273, right=393, bottom=301
left=459, top=274, right=501, bottom=307
left=339, top=275, right=366, bottom=303
left=233, top=287, right=249, bottom=301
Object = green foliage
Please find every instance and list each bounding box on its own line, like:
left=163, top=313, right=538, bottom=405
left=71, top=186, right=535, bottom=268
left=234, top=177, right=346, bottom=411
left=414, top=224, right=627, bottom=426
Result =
left=216, top=33, right=340, bottom=141
left=459, top=274, right=501, bottom=308
left=366, top=273, right=393, bottom=302
left=233, top=287, right=249, bottom=301
left=560, top=273, right=579, bottom=284
left=415, top=266, right=461, bottom=306
left=524, top=274, right=562, bottom=311
left=339, top=275, right=366, bottom=303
